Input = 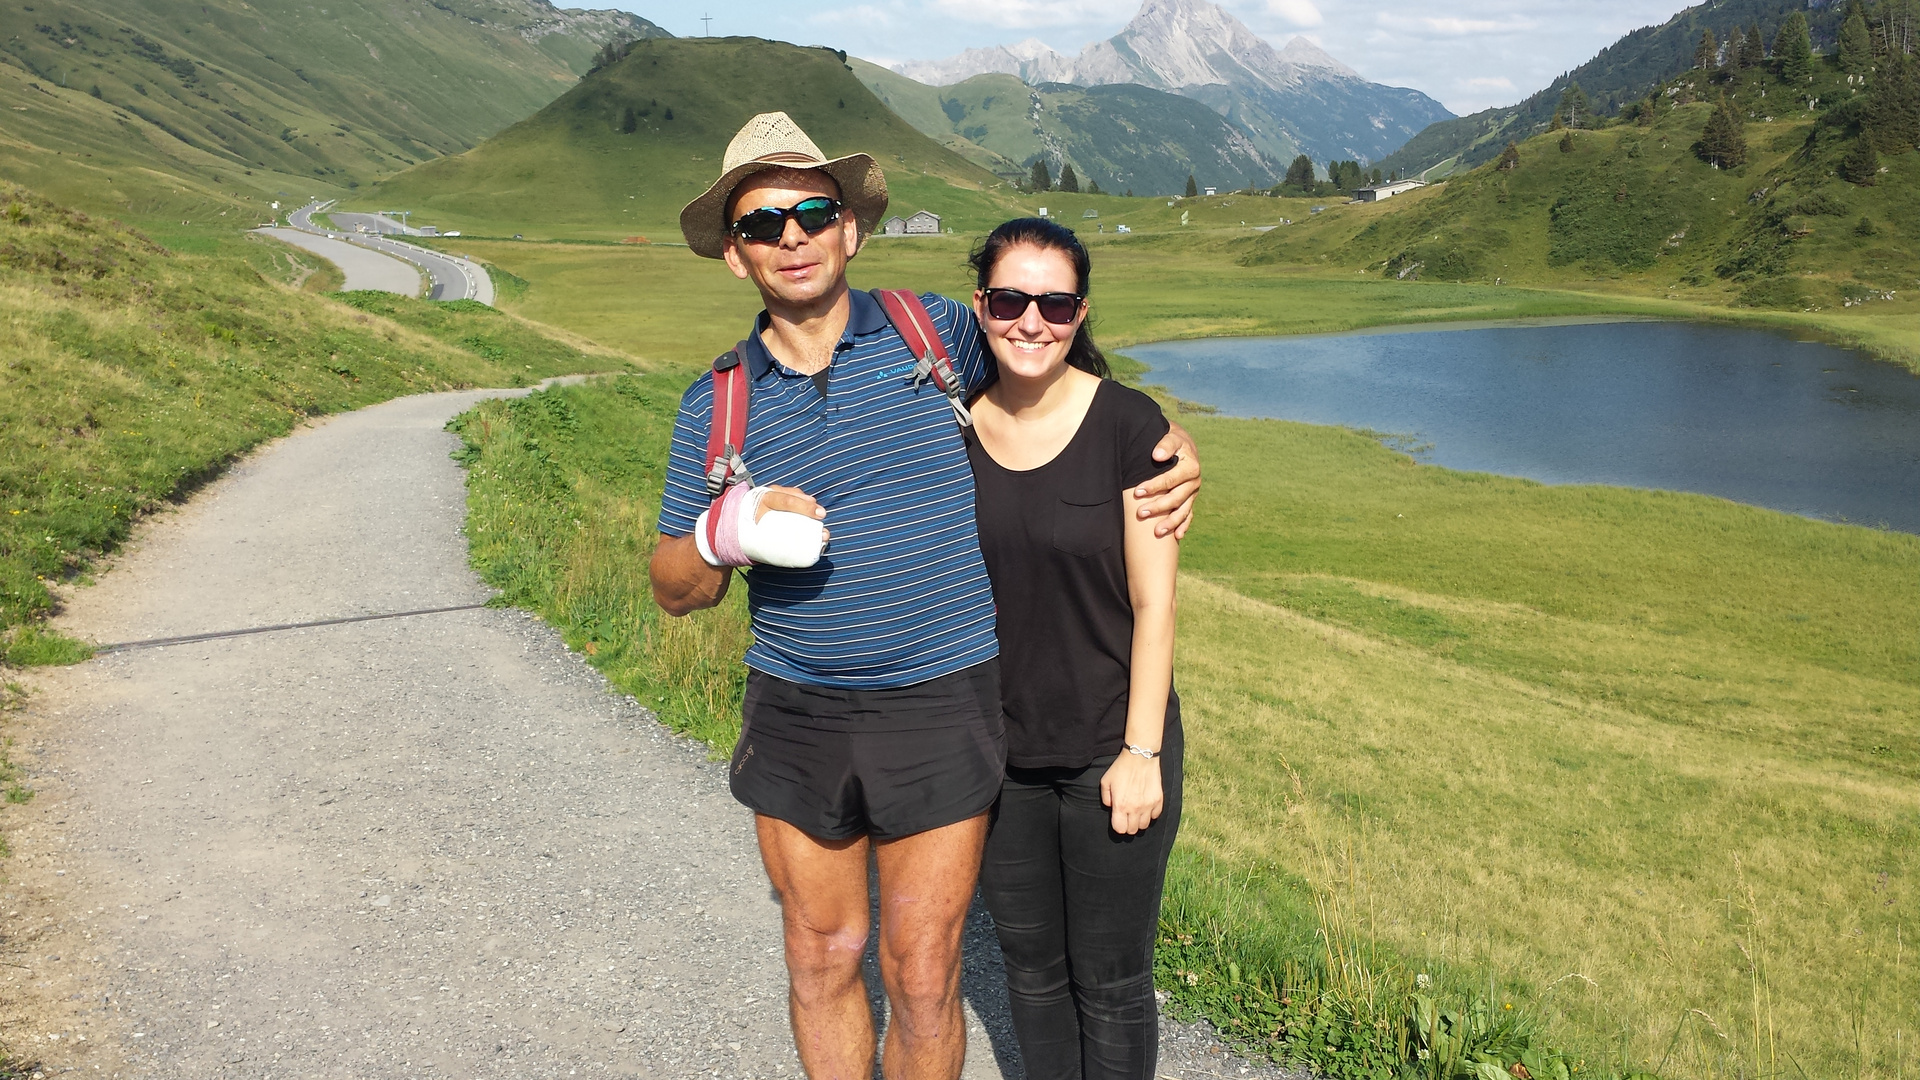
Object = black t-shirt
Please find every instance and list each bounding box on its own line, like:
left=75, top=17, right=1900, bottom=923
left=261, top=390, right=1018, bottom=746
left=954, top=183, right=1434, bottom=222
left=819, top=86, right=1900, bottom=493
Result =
left=964, top=379, right=1179, bottom=769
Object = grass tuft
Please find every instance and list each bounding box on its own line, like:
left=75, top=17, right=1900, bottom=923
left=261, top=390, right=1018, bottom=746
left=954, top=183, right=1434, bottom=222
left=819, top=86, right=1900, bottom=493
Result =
left=0, top=627, right=92, bottom=668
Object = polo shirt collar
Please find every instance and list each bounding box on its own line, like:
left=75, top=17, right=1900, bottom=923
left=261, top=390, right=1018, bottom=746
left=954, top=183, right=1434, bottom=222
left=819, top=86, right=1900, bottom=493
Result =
left=742, top=289, right=891, bottom=379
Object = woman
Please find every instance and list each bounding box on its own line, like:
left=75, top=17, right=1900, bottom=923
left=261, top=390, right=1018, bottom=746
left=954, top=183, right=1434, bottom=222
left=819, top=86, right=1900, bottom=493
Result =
left=963, top=218, right=1183, bottom=1080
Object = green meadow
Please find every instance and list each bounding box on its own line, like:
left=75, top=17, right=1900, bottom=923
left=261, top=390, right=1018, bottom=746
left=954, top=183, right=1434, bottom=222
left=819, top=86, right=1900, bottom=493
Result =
left=435, top=227, right=1920, bottom=1078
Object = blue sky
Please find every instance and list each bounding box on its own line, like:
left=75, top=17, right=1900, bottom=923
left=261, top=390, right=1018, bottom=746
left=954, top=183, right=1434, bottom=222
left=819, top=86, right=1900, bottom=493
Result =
left=624, top=0, right=1692, bottom=115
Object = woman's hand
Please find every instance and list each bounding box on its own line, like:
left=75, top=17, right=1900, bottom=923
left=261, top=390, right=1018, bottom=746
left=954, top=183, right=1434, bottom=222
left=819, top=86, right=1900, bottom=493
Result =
left=1100, top=753, right=1164, bottom=836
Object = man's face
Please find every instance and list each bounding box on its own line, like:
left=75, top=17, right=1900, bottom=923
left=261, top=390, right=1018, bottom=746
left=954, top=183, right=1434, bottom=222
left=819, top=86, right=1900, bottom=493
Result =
left=721, top=170, right=859, bottom=310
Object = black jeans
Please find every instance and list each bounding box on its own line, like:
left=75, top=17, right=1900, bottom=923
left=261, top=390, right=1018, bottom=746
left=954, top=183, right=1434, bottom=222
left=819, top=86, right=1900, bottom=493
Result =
left=978, top=719, right=1184, bottom=1080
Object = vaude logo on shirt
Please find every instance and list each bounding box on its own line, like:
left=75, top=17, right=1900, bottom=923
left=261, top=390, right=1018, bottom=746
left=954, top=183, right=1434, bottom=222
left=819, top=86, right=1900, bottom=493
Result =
left=876, top=361, right=920, bottom=381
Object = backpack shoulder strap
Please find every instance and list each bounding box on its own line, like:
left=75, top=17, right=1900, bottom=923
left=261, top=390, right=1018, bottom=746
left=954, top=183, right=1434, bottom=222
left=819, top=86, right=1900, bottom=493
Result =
left=872, top=289, right=972, bottom=428
left=703, top=344, right=753, bottom=498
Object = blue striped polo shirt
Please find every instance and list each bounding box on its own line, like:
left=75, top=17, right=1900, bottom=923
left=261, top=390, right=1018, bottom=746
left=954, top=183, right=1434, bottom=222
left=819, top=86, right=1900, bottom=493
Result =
left=655, top=289, right=1000, bottom=689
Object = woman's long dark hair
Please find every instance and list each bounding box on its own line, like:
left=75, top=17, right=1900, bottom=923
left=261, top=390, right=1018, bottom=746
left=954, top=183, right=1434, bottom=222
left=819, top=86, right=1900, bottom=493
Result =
left=967, top=218, right=1110, bottom=378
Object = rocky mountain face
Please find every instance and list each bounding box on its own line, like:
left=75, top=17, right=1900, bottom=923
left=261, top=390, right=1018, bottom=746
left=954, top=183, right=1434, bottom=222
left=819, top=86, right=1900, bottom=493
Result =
left=895, top=38, right=1077, bottom=86
left=853, top=59, right=1284, bottom=195
left=891, top=0, right=1451, bottom=165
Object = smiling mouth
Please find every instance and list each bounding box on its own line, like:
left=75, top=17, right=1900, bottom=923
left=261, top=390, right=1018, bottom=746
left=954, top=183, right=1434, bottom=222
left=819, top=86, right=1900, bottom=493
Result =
left=1010, top=340, right=1050, bottom=351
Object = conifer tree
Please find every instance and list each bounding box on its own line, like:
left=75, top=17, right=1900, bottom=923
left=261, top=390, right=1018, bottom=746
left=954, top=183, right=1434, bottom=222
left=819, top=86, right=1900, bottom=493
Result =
left=1370, top=167, right=1383, bottom=185
left=1284, top=154, right=1315, bottom=189
left=1774, top=13, right=1813, bottom=82
left=1842, top=7, right=1875, bottom=72
left=1698, top=93, right=1748, bottom=167
left=1087, top=178, right=1103, bottom=195
left=1559, top=130, right=1576, bottom=153
left=1868, top=53, right=1920, bottom=151
left=1745, top=24, right=1766, bottom=67
left=1841, top=132, right=1881, bottom=183
left=1557, top=82, right=1589, bottom=128
left=1058, top=163, right=1080, bottom=193
left=619, top=105, right=637, bottom=134
left=1497, top=141, right=1520, bottom=170
left=1184, top=173, right=1198, bottom=198
left=1695, top=28, right=1719, bottom=69
left=1030, top=158, right=1052, bottom=192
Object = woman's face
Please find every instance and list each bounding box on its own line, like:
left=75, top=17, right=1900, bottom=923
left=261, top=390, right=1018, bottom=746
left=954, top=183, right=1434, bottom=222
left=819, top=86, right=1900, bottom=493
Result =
left=974, top=243, right=1086, bottom=382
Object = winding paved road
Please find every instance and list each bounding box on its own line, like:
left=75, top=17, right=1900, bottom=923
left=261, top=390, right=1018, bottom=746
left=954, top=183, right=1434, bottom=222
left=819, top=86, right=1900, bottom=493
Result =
left=285, top=202, right=494, bottom=304
left=257, top=226, right=425, bottom=296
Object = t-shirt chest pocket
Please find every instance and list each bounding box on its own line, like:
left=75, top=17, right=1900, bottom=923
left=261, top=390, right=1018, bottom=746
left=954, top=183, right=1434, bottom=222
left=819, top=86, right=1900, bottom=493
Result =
left=1051, top=496, right=1116, bottom=558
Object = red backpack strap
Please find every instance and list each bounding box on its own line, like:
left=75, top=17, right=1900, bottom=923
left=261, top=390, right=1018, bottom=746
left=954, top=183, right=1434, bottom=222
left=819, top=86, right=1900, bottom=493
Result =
left=873, top=289, right=973, bottom=428
left=703, top=344, right=753, bottom=499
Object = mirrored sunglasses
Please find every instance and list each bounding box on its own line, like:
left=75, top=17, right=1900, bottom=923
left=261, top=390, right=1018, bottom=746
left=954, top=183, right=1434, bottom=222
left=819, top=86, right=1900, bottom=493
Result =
left=730, top=197, right=843, bottom=243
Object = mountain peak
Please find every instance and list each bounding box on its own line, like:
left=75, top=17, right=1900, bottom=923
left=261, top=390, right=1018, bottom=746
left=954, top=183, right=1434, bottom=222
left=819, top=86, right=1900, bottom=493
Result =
left=1076, top=0, right=1310, bottom=93
left=1276, top=36, right=1357, bottom=79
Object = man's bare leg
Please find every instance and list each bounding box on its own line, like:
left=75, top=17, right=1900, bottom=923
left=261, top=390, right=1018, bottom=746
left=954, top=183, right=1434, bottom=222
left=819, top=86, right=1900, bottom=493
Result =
left=875, top=814, right=989, bottom=1080
left=757, top=816, right=875, bottom=1080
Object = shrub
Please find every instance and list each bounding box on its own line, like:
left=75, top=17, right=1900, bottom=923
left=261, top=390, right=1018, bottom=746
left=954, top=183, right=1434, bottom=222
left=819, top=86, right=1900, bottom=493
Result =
left=1840, top=134, right=1881, bottom=185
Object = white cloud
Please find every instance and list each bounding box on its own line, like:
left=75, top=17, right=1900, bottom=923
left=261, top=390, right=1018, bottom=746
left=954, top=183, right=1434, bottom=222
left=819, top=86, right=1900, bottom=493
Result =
left=1374, top=12, right=1535, bottom=36
left=1265, top=0, right=1323, bottom=29
left=924, top=0, right=1133, bottom=29
left=808, top=4, right=901, bottom=27
left=1464, top=76, right=1515, bottom=91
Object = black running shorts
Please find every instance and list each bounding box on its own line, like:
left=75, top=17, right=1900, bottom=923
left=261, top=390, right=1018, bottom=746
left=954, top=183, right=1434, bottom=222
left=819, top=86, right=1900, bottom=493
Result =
left=730, top=660, right=1007, bottom=841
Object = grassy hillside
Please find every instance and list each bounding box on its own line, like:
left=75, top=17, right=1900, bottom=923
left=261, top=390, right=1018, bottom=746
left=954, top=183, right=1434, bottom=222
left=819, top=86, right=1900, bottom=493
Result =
left=0, top=0, right=664, bottom=226
left=1249, top=63, right=1920, bottom=366
left=0, top=185, right=619, bottom=661
left=360, top=37, right=1025, bottom=241
left=850, top=59, right=1283, bottom=196
left=1378, top=0, right=1849, bottom=176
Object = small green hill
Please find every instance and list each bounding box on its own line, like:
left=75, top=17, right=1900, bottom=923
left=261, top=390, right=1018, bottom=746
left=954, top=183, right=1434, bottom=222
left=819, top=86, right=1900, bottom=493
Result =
left=851, top=59, right=1282, bottom=197
left=361, top=37, right=1025, bottom=240
left=1250, top=57, right=1918, bottom=359
left=0, top=0, right=664, bottom=227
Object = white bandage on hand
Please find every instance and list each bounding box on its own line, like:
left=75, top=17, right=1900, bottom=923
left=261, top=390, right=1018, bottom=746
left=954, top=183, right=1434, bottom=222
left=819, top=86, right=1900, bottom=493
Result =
left=694, top=484, right=825, bottom=569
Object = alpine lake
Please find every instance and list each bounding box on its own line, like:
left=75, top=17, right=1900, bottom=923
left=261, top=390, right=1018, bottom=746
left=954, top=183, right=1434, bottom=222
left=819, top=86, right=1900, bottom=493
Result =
left=1130, top=319, right=1920, bottom=533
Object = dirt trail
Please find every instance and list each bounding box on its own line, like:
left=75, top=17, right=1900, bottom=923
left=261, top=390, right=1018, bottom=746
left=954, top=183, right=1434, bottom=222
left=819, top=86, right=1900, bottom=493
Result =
left=2, top=387, right=1290, bottom=1080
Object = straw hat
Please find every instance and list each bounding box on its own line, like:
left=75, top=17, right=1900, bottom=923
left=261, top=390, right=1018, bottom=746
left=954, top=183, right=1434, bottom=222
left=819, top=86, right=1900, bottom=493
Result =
left=680, top=112, right=888, bottom=259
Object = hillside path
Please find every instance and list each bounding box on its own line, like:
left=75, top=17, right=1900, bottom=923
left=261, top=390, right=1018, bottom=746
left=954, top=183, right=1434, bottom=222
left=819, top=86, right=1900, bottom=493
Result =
left=5, top=386, right=1293, bottom=1080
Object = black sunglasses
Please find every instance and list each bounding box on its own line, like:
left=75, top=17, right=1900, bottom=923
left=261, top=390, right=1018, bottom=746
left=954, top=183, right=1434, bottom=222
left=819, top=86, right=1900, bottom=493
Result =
left=982, top=287, right=1085, bottom=325
left=730, top=196, right=844, bottom=243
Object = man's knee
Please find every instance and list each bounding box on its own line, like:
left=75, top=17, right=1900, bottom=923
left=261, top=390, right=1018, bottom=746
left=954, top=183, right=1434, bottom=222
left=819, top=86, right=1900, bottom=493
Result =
left=782, top=908, right=869, bottom=989
left=886, top=968, right=962, bottom=1041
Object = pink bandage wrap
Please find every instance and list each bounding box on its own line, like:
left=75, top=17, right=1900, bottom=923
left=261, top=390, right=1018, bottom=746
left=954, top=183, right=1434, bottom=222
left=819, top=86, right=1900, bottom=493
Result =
left=710, top=482, right=755, bottom=567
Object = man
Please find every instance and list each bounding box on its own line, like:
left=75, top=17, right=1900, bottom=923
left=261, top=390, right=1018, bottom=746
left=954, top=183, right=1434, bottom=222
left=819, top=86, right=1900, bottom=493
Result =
left=651, top=112, right=1199, bottom=1080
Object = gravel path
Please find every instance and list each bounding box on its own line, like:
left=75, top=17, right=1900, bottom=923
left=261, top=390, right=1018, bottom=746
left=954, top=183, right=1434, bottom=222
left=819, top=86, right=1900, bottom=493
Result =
left=6, top=387, right=1302, bottom=1080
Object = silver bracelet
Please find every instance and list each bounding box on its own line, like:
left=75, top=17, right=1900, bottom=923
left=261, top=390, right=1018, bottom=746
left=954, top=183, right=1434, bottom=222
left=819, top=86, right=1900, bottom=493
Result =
left=1124, top=743, right=1158, bottom=760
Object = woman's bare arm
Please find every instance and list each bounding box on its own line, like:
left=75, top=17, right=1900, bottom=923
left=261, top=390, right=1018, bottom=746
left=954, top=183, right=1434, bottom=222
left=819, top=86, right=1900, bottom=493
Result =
left=1101, top=485, right=1181, bottom=835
